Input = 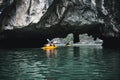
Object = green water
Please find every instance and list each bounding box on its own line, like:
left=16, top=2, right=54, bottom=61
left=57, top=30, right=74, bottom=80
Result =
left=0, top=46, right=120, bottom=80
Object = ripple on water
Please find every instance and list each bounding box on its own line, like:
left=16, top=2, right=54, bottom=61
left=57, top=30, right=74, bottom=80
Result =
left=0, top=46, right=120, bottom=80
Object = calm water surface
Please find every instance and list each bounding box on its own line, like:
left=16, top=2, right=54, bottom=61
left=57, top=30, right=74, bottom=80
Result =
left=0, top=46, right=120, bottom=80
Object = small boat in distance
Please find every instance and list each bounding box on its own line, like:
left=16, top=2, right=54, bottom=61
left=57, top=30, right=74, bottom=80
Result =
left=65, top=42, right=71, bottom=47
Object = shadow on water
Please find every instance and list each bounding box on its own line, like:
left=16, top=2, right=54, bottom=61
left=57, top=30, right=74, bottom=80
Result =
left=102, top=49, right=120, bottom=80
left=73, top=47, right=80, bottom=57
left=0, top=46, right=120, bottom=80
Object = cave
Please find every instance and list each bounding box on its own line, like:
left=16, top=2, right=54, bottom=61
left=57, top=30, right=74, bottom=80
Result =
left=0, top=0, right=120, bottom=48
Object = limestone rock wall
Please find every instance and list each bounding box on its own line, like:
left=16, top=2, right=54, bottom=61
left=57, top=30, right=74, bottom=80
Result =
left=0, top=0, right=53, bottom=30
left=0, top=0, right=120, bottom=48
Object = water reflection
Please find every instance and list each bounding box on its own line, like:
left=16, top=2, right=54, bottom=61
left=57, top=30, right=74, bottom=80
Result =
left=0, top=46, right=120, bottom=80
left=45, top=49, right=57, bottom=58
left=102, top=49, right=120, bottom=79
left=73, top=47, right=80, bottom=57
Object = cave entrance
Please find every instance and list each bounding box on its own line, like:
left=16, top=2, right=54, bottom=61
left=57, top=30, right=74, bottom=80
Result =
left=78, top=34, right=103, bottom=44
left=52, top=33, right=103, bottom=45
left=51, top=33, right=103, bottom=45
left=63, top=33, right=103, bottom=44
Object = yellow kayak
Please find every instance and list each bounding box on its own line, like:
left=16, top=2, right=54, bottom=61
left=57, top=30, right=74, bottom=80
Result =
left=41, top=45, right=57, bottom=50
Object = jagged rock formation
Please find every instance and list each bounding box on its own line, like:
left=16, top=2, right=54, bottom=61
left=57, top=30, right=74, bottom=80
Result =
left=0, top=0, right=120, bottom=48
left=0, top=0, right=53, bottom=30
